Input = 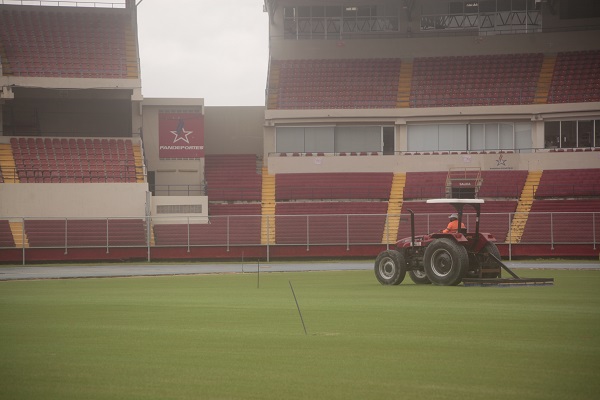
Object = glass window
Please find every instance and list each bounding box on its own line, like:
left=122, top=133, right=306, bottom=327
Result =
left=515, top=122, right=532, bottom=151
left=439, top=124, right=467, bottom=151
left=545, top=121, right=560, bottom=148
left=596, top=121, right=600, bottom=148
left=276, top=127, right=304, bottom=153
left=578, top=120, right=593, bottom=148
left=335, top=126, right=380, bottom=153
left=407, top=125, right=438, bottom=151
left=561, top=121, right=576, bottom=148
left=499, top=123, right=514, bottom=149
left=305, top=127, right=334, bottom=153
left=470, top=124, right=485, bottom=150
left=485, top=123, right=499, bottom=150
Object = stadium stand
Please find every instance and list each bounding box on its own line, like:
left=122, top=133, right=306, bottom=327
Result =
left=403, top=172, right=448, bottom=199
left=548, top=50, right=600, bottom=104
left=275, top=202, right=388, bottom=245
left=275, top=172, right=393, bottom=201
left=0, top=8, right=137, bottom=78
left=154, top=204, right=262, bottom=247
left=9, top=137, right=138, bottom=183
left=273, top=58, right=401, bottom=109
left=478, top=170, right=529, bottom=198
left=1, top=1, right=599, bottom=262
left=204, top=154, right=262, bottom=201
left=520, top=199, right=600, bottom=244
left=535, top=169, right=600, bottom=198
left=268, top=51, right=600, bottom=110
left=24, top=219, right=147, bottom=247
left=410, top=53, right=543, bottom=107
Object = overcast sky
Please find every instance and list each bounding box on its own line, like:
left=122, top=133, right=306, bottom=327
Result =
left=136, top=0, right=269, bottom=106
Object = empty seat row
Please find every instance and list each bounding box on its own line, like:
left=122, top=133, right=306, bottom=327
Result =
left=276, top=173, right=393, bottom=201
left=6, top=136, right=139, bottom=184
left=204, top=154, right=262, bottom=201
left=23, top=219, right=147, bottom=247
left=0, top=8, right=134, bottom=79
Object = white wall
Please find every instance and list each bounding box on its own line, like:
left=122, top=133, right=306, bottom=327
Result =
left=0, top=183, right=148, bottom=218
left=267, top=151, right=600, bottom=174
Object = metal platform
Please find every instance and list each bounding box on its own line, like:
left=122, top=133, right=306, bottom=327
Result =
left=463, top=254, right=554, bottom=287
left=463, top=277, right=555, bottom=287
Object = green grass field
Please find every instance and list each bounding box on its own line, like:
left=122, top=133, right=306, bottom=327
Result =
left=1, top=269, right=600, bottom=400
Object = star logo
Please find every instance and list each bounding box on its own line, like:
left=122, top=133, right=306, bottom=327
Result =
left=496, top=154, right=507, bottom=166
left=170, top=118, right=193, bottom=144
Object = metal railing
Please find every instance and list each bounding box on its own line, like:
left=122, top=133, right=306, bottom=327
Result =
left=270, top=148, right=600, bottom=158
left=2, top=212, right=597, bottom=264
left=0, top=0, right=126, bottom=8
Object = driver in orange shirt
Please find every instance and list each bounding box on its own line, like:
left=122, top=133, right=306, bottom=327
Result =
left=443, top=213, right=466, bottom=233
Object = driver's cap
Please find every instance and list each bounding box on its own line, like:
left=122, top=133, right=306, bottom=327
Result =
left=449, top=213, right=458, bottom=220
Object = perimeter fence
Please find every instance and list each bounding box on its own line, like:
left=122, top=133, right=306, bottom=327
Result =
left=1, top=211, right=598, bottom=264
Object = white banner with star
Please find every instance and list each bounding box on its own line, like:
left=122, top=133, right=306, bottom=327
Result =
left=158, top=111, right=204, bottom=159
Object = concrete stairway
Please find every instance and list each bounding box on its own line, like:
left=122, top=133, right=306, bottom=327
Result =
left=9, top=221, right=29, bottom=248
left=267, top=62, right=280, bottom=110
left=261, top=167, right=276, bottom=245
left=382, top=173, right=406, bottom=244
left=396, top=61, right=412, bottom=108
left=133, top=145, right=145, bottom=182
left=533, top=55, right=556, bottom=104
left=0, top=143, right=18, bottom=183
left=507, top=170, right=543, bottom=243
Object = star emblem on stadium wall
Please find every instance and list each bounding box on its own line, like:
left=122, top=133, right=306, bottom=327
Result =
left=170, top=119, right=193, bottom=144
left=496, top=154, right=507, bottom=166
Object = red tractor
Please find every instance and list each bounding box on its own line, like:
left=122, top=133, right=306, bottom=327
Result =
left=375, top=199, right=502, bottom=286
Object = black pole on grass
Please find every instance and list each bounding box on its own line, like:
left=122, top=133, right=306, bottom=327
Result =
left=289, top=280, right=307, bottom=335
left=257, top=259, right=260, bottom=289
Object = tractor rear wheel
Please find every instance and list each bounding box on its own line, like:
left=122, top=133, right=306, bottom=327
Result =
left=409, top=269, right=431, bottom=285
left=423, top=238, right=469, bottom=286
left=374, top=250, right=406, bottom=285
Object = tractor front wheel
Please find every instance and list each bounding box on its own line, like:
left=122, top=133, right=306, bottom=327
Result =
left=374, top=250, right=406, bottom=285
left=409, top=269, right=431, bottom=285
left=423, top=238, right=469, bottom=286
